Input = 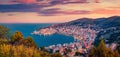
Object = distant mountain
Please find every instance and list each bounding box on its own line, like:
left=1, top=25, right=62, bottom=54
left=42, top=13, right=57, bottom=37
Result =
left=53, top=16, right=120, bottom=28
left=93, top=16, right=120, bottom=45
left=52, top=16, right=120, bottom=44
left=36, top=16, right=120, bottom=46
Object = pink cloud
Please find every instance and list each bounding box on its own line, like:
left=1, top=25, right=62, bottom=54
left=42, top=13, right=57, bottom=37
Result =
left=11, top=0, right=101, bottom=5
left=40, top=8, right=90, bottom=16
left=92, top=9, right=120, bottom=14
left=62, top=10, right=90, bottom=14
left=14, top=0, right=36, bottom=4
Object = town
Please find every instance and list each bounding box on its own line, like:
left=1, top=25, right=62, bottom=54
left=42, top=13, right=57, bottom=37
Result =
left=33, top=25, right=98, bottom=56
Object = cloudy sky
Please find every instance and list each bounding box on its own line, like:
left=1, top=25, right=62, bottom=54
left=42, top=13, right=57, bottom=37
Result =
left=0, top=0, right=120, bottom=23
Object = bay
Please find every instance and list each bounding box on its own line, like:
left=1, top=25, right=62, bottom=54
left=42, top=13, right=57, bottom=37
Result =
left=0, top=23, right=74, bottom=47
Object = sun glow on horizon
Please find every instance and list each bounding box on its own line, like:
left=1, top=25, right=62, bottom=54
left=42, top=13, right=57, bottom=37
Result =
left=0, top=0, right=120, bottom=23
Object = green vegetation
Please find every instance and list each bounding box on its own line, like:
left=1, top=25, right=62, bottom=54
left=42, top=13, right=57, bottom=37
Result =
left=0, top=25, right=9, bottom=38
left=88, top=39, right=120, bottom=57
left=11, top=31, right=23, bottom=42
left=22, top=36, right=37, bottom=47
left=0, top=25, right=119, bottom=57
left=0, top=44, right=41, bottom=57
left=10, top=31, right=37, bottom=48
left=0, top=25, right=62, bottom=57
left=51, top=53, right=63, bottom=57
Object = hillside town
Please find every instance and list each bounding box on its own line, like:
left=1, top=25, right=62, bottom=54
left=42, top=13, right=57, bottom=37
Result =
left=32, top=25, right=99, bottom=56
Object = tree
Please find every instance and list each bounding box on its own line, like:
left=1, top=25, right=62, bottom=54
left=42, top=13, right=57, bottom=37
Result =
left=106, top=48, right=114, bottom=57
left=40, top=52, right=51, bottom=57
left=114, top=50, right=119, bottom=57
left=97, top=39, right=108, bottom=57
left=0, top=25, right=9, bottom=38
left=116, top=45, right=120, bottom=54
left=75, top=52, right=84, bottom=57
left=0, top=39, right=8, bottom=45
left=88, top=46, right=97, bottom=57
left=40, top=46, right=46, bottom=51
left=22, top=36, right=37, bottom=47
left=10, top=31, right=23, bottom=43
left=89, top=39, right=119, bottom=57
left=51, top=53, right=62, bottom=57
left=0, top=44, right=42, bottom=57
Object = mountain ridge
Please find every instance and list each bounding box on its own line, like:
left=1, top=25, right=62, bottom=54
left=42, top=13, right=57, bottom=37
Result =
left=34, top=16, right=120, bottom=47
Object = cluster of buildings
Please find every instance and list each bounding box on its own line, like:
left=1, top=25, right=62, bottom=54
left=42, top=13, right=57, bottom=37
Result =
left=36, top=25, right=99, bottom=56
left=55, top=25, right=97, bottom=40
left=32, top=24, right=104, bottom=56
left=45, top=41, right=88, bottom=57
left=32, top=23, right=119, bottom=56
left=32, top=27, right=57, bottom=35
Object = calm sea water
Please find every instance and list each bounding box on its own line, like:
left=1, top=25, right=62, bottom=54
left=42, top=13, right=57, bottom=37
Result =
left=1, top=23, right=74, bottom=47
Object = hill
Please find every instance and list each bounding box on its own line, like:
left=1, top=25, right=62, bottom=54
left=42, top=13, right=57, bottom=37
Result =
left=35, top=16, right=120, bottom=47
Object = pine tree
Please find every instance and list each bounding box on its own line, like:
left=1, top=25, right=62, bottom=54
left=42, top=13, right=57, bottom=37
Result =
left=22, top=36, right=37, bottom=47
left=11, top=31, right=23, bottom=44
left=106, top=48, right=114, bottom=57
left=0, top=25, right=9, bottom=38
left=88, top=46, right=97, bottom=57
left=114, top=50, right=119, bottom=57
left=97, top=39, right=107, bottom=57
left=51, top=53, right=62, bottom=57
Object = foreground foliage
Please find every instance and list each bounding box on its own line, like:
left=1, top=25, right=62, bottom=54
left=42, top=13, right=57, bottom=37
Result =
left=0, top=25, right=9, bottom=38
left=0, top=25, right=119, bottom=57
left=0, top=25, right=62, bottom=57
left=0, top=44, right=41, bottom=57
left=88, top=39, right=120, bottom=57
left=0, top=44, right=62, bottom=57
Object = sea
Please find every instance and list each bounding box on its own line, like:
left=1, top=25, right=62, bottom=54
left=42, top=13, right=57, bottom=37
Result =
left=0, top=23, right=74, bottom=47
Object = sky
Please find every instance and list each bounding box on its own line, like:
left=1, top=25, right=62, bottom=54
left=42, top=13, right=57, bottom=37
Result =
left=0, top=0, right=120, bottom=23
